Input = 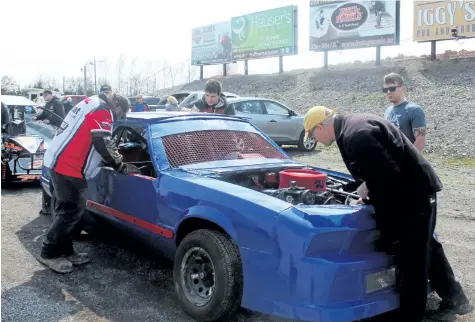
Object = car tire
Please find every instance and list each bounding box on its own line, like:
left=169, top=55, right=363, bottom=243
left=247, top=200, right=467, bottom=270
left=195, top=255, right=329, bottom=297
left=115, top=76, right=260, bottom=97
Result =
left=297, top=130, right=317, bottom=152
left=173, top=229, right=243, bottom=321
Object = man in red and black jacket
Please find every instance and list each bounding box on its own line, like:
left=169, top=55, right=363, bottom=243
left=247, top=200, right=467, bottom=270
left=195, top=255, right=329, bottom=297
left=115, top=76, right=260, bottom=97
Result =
left=184, top=79, right=235, bottom=115
left=39, top=85, right=140, bottom=273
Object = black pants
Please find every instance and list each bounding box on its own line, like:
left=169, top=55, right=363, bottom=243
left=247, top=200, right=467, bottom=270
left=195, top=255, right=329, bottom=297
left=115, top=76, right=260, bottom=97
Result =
left=41, top=170, right=87, bottom=259
left=397, top=194, right=466, bottom=321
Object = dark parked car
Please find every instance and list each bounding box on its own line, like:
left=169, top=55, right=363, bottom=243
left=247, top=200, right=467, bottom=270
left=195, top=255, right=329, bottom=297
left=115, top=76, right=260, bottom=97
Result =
left=227, top=97, right=317, bottom=152
left=128, top=95, right=162, bottom=111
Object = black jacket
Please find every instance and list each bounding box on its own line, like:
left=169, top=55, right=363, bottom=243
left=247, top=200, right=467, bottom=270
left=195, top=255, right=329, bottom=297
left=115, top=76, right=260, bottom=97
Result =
left=333, top=113, right=442, bottom=242
left=186, top=93, right=235, bottom=115
left=36, top=96, right=66, bottom=127
left=63, top=101, right=74, bottom=115
left=1, top=102, right=10, bottom=128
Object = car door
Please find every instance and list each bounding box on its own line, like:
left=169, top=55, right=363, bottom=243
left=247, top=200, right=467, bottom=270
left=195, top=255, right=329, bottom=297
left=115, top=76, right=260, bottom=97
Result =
left=87, top=125, right=169, bottom=241
left=262, top=100, right=300, bottom=143
left=232, top=100, right=270, bottom=133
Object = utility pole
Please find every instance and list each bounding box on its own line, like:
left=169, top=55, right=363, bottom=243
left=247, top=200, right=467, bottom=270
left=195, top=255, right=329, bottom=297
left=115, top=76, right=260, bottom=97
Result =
left=94, top=59, right=97, bottom=94
left=83, top=64, right=87, bottom=96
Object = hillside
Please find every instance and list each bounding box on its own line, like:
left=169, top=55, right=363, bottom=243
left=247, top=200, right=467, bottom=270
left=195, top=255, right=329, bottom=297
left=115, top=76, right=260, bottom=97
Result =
left=156, top=56, right=475, bottom=157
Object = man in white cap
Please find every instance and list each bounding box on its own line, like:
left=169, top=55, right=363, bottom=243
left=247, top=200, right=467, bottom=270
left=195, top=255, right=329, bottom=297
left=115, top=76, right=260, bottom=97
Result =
left=303, top=106, right=472, bottom=321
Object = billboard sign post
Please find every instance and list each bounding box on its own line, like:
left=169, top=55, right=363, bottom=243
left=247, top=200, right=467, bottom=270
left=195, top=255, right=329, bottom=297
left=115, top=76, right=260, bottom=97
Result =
left=191, top=21, right=233, bottom=65
left=309, top=0, right=400, bottom=52
left=231, top=5, right=298, bottom=61
left=413, top=1, right=475, bottom=42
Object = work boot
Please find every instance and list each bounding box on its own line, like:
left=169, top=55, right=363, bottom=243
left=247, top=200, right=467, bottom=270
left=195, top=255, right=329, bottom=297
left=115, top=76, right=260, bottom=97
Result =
left=438, top=299, right=473, bottom=315
left=65, top=252, right=90, bottom=265
left=431, top=296, right=474, bottom=320
left=37, top=256, right=73, bottom=274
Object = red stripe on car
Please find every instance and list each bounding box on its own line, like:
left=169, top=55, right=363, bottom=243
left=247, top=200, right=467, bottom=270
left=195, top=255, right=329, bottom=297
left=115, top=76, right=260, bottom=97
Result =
left=86, top=200, right=173, bottom=238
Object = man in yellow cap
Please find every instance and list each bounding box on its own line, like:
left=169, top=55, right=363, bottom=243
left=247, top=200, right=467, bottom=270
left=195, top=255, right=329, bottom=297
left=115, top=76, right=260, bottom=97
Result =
left=303, top=106, right=472, bottom=321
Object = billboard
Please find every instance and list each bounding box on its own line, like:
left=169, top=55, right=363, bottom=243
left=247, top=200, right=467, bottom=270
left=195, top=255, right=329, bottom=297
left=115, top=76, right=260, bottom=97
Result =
left=191, top=21, right=232, bottom=65
left=231, top=5, right=298, bottom=60
left=413, top=1, right=475, bottom=42
left=309, top=0, right=400, bottom=52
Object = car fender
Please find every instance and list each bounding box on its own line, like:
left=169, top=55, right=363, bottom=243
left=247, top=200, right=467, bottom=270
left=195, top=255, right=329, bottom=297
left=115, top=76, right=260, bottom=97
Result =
left=176, top=205, right=240, bottom=245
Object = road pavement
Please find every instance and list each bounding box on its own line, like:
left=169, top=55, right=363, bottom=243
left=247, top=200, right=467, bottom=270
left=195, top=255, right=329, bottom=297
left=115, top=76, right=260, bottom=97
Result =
left=2, top=150, right=474, bottom=322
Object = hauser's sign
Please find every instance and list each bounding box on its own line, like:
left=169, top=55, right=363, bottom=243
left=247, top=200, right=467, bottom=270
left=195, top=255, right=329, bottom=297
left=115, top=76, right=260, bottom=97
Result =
left=413, top=0, right=475, bottom=41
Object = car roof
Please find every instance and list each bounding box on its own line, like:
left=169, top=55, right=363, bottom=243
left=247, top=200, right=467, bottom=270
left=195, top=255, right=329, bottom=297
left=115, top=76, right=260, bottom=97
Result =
left=127, top=95, right=158, bottom=98
left=1, top=95, right=39, bottom=106
left=226, top=97, right=273, bottom=102
left=117, top=111, right=251, bottom=125
left=169, top=91, right=238, bottom=96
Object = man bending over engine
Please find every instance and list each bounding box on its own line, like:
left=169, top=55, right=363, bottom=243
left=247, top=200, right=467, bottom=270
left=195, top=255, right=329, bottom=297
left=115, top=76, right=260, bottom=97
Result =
left=303, top=106, right=472, bottom=321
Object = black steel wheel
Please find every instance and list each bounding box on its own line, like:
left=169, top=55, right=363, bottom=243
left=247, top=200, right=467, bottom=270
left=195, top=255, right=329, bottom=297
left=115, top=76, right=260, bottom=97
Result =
left=173, top=229, right=243, bottom=321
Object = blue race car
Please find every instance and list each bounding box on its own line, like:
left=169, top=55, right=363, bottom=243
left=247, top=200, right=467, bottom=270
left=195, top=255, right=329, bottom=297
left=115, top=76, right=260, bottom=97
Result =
left=40, top=111, right=399, bottom=322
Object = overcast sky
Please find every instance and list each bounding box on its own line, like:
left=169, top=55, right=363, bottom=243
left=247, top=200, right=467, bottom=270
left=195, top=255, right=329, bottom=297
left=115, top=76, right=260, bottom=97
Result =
left=1, top=0, right=474, bottom=89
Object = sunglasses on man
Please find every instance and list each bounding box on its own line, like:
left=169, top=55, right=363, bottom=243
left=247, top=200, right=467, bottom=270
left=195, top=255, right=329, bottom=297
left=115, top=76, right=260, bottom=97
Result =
left=382, top=85, right=402, bottom=93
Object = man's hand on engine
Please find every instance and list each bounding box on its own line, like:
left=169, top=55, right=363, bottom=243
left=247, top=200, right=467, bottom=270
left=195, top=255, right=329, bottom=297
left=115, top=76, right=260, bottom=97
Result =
left=357, top=181, right=369, bottom=199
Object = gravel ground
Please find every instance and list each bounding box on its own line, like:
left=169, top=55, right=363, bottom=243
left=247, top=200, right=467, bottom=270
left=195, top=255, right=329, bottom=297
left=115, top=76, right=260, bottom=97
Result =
left=157, top=56, right=475, bottom=157
left=1, top=147, right=474, bottom=322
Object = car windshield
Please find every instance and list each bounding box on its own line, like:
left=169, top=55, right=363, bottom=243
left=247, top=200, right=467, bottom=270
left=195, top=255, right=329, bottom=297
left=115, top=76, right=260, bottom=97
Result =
left=151, top=119, right=288, bottom=168
left=144, top=97, right=160, bottom=105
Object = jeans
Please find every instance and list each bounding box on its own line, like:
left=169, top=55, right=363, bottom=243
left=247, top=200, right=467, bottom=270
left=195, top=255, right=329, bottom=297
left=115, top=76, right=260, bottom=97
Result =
left=41, top=170, right=87, bottom=259
left=397, top=194, right=466, bottom=321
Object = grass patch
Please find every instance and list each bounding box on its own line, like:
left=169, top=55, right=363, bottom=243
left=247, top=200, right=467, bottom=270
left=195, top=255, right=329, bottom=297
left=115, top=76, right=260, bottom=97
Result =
left=445, top=157, right=475, bottom=168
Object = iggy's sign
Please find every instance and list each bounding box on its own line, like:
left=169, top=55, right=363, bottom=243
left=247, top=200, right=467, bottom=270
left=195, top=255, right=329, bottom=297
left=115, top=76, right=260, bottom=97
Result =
left=413, top=1, right=475, bottom=41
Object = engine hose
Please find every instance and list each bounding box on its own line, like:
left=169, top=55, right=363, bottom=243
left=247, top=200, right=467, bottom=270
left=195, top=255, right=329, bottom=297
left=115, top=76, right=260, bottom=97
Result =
left=327, top=188, right=360, bottom=199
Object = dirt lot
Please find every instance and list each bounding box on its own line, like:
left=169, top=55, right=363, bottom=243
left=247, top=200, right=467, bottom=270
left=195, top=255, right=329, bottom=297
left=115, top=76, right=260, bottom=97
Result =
left=1, top=147, right=474, bottom=322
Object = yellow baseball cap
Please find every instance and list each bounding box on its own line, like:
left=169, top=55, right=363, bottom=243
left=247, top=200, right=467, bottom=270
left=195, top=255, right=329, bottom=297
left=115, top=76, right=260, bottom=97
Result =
left=303, top=106, right=339, bottom=141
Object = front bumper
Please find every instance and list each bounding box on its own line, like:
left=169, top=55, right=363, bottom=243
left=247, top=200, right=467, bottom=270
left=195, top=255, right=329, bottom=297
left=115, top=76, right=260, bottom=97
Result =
left=239, top=204, right=400, bottom=322
left=240, top=248, right=399, bottom=322
left=247, top=289, right=398, bottom=322
left=2, top=151, right=44, bottom=181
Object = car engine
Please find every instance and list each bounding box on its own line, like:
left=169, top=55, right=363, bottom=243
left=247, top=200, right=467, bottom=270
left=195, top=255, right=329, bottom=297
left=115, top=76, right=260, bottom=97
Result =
left=215, top=166, right=360, bottom=206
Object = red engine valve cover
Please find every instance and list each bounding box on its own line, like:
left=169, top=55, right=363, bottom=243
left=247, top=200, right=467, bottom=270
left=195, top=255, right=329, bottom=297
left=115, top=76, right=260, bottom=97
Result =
left=279, top=169, right=327, bottom=192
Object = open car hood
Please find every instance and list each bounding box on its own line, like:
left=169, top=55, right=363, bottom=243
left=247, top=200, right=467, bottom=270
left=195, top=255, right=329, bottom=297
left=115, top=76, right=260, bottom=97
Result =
left=8, top=136, right=44, bottom=153
left=294, top=204, right=377, bottom=230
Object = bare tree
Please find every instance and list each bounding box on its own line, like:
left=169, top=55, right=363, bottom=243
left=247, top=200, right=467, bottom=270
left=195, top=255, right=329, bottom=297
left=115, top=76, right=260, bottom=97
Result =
left=162, top=59, right=170, bottom=88
left=32, top=74, right=45, bottom=89
left=102, top=56, right=110, bottom=81
left=116, top=54, right=126, bottom=93
left=64, top=77, right=84, bottom=95
left=144, top=60, right=153, bottom=94
left=128, top=57, right=138, bottom=95
left=44, top=76, right=59, bottom=91
left=1, top=75, right=18, bottom=94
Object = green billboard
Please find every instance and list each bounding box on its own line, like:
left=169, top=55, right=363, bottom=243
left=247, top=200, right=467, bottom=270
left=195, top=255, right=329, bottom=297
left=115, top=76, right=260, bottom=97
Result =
left=231, top=5, right=298, bottom=60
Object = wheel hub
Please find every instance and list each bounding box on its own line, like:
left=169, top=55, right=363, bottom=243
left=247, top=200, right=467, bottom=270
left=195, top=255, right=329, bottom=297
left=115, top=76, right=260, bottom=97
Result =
left=304, top=138, right=316, bottom=150
left=180, top=247, right=215, bottom=306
